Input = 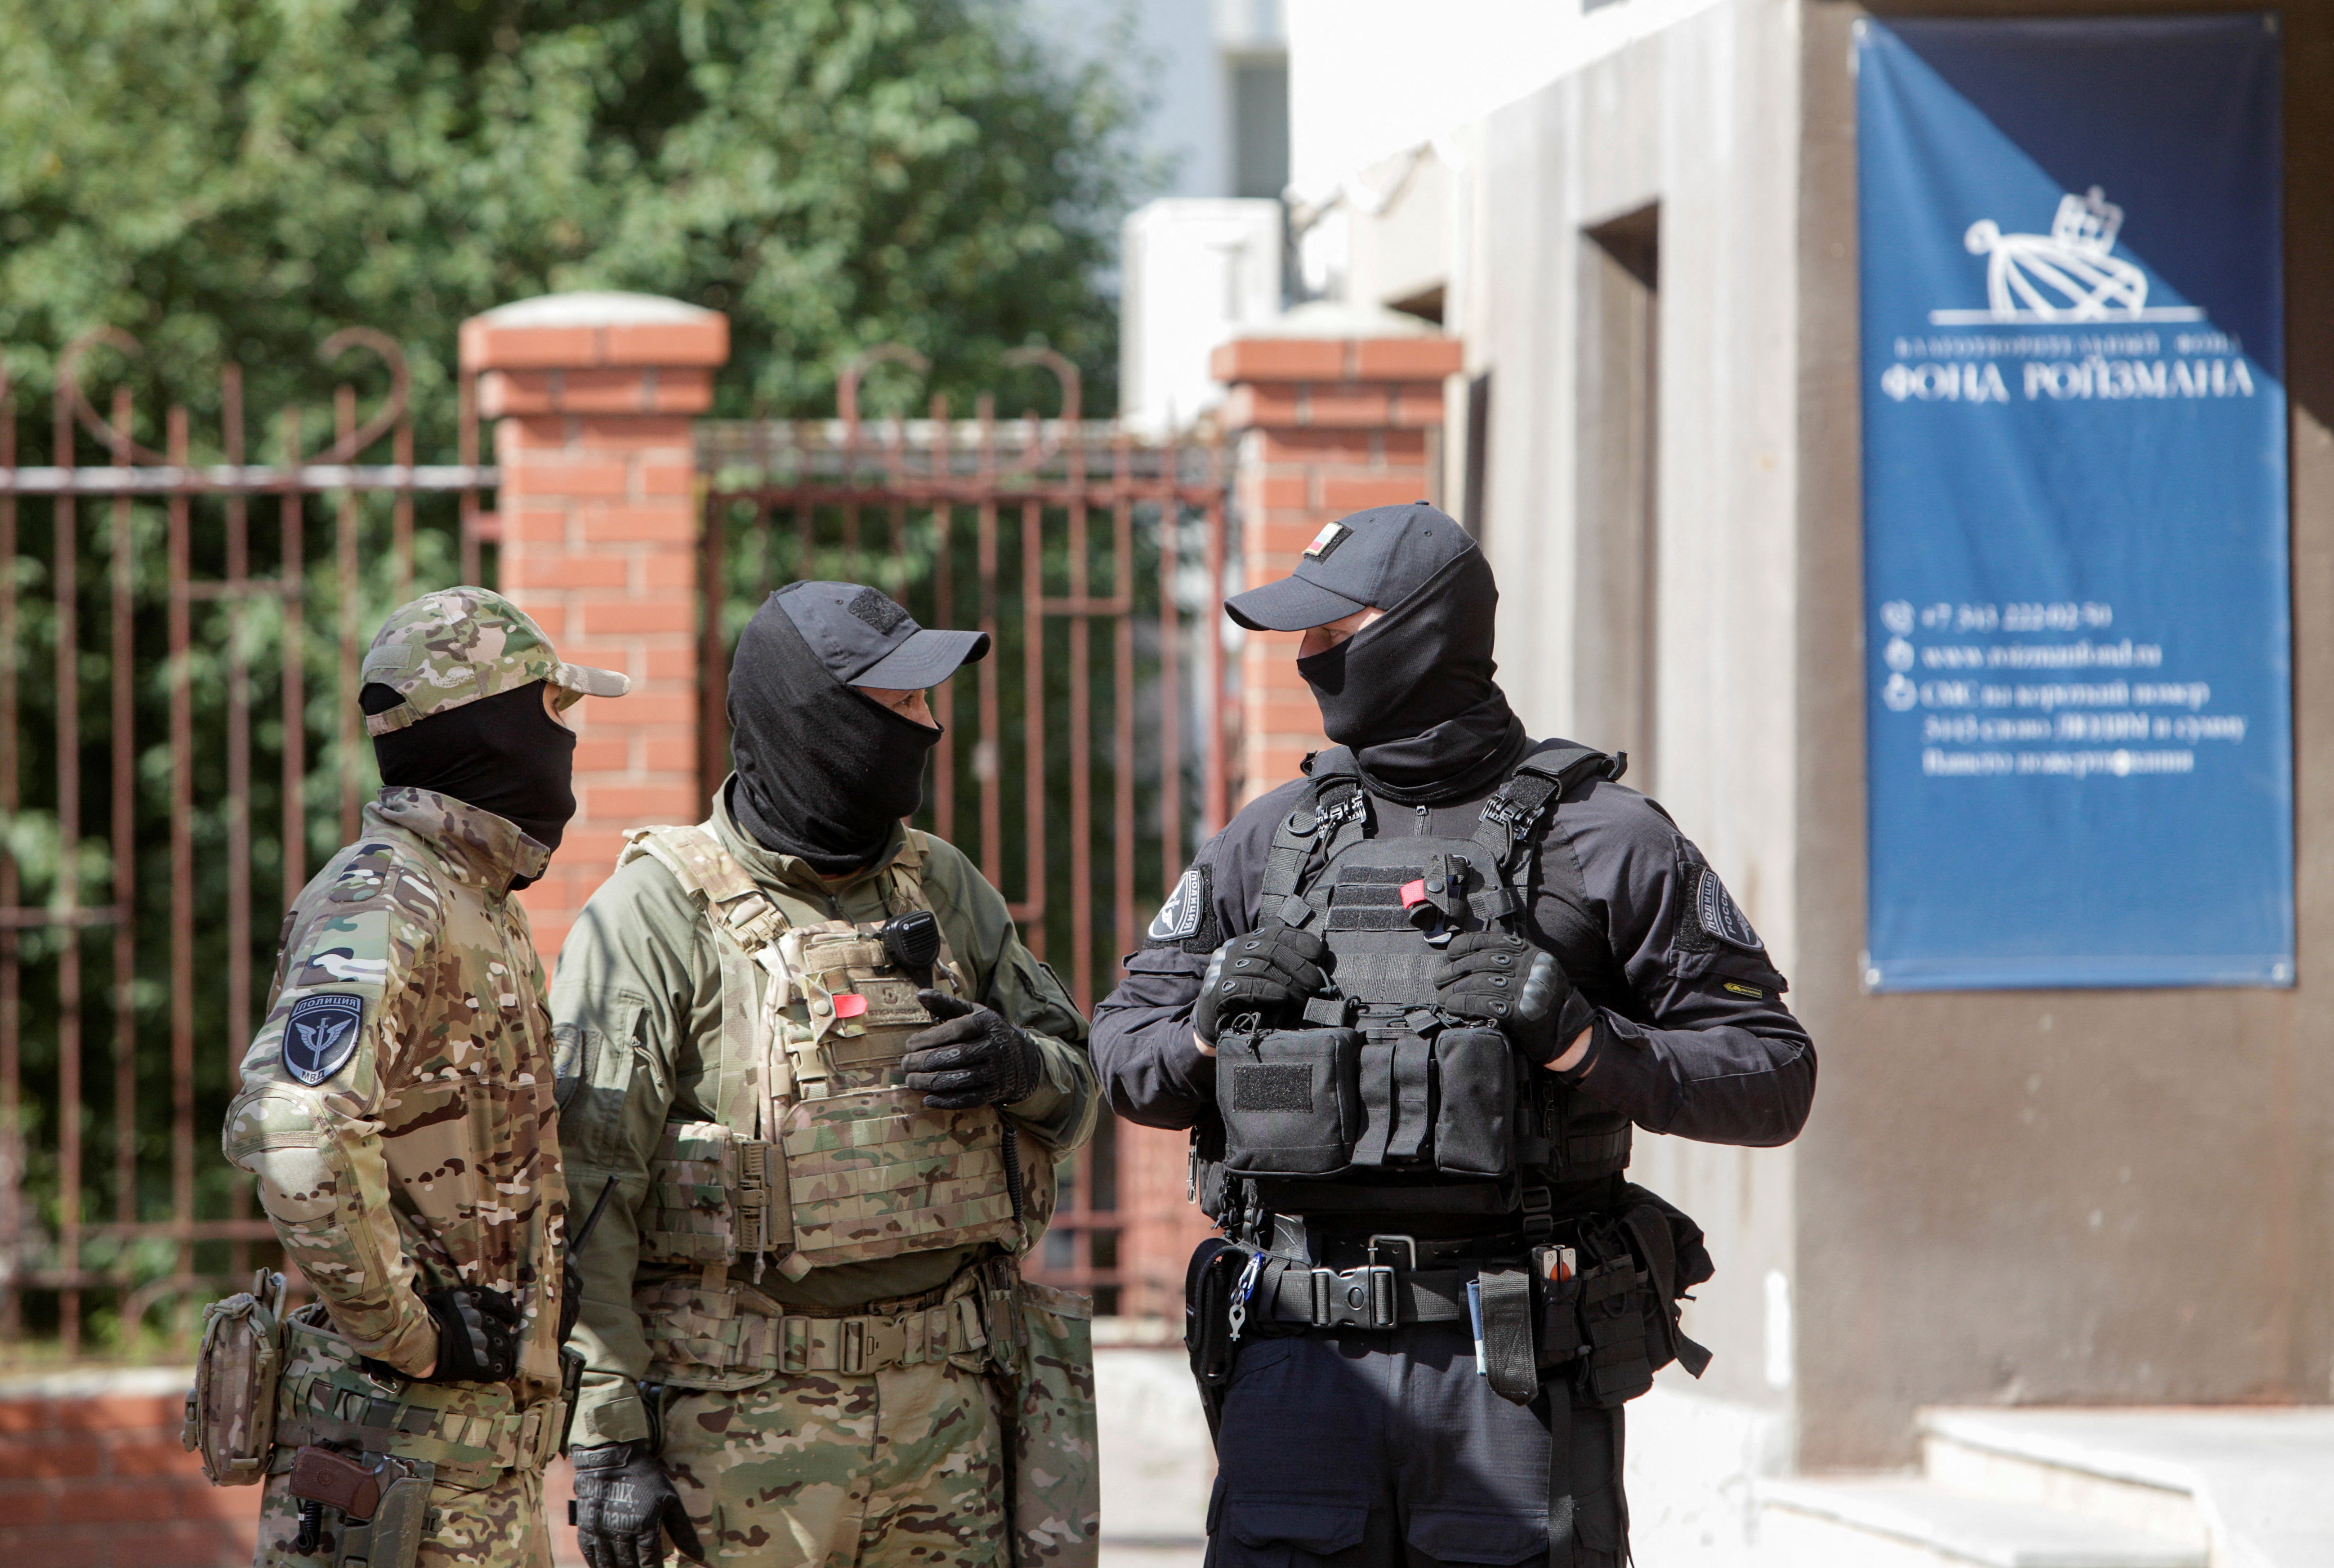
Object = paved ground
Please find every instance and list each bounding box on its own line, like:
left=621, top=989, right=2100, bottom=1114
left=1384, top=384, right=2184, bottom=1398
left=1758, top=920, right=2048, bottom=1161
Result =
left=1096, top=1345, right=1213, bottom=1564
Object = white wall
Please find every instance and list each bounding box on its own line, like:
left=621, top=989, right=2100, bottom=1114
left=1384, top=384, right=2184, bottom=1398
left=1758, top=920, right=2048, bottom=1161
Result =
left=1284, top=0, right=1736, bottom=202
left=1120, top=198, right=1285, bottom=433
left=1454, top=0, right=1804, bottom=1416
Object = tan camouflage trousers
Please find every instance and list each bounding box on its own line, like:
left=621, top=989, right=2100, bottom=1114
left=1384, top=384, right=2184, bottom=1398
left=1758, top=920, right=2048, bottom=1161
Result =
left=661, top=1355, right=1006, bottom=1568
left=252, top=1461, right=551, bottom=1568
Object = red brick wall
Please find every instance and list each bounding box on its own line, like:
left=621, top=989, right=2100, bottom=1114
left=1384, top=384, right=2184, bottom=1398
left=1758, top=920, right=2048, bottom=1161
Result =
left=1209, top=334, right=1461, bottom=803
left=0, top=1371, right=589, bottom=1568
left=0, top=1371, right=252, bottom=1568
left=459, top=295, right=731, bottom=960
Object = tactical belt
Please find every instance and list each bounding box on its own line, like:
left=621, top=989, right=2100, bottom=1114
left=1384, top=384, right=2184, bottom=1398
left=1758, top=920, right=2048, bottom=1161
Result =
left=1265, top=1260, right=1473, bottom=1330
left=274, top=1377, right=565, bottom=1478
left=750, top=1296, right=989, bottom=1376
left=639, top=1272, right=993, bottom=1380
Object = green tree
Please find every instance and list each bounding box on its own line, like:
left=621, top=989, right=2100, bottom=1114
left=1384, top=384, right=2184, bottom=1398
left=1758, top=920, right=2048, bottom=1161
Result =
left=0, top=0, right=1146, bottom=1354
left=0, top=0, right=1142, bottom=440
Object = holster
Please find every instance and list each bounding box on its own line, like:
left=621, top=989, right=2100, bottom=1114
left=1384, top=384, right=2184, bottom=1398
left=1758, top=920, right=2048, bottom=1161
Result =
left=1182, top=1238, right=1248, bottom=1442
left=288, top=1447, right=436, bottom=1568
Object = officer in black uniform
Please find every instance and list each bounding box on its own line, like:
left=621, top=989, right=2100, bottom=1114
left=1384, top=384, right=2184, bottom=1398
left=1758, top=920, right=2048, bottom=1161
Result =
left=1091, top=502, right=1815, bottom=1568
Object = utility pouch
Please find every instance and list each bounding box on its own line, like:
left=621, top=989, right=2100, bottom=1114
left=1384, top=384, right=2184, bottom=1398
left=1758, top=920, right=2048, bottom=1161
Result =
left=1616, top=1184, right=1716, bottom=1380
left=999, top=1276, right=1101, bottom=1567
left=182, top=1268, right=288, bottom=1486
left=1216, top=1027, right=1362, bottom=1176
left=640, top=1121, right=785, bottom=1267
left=1429, top=1027, right=1517, bottom=1177
left=1573, top=1256, right=1656, bottom=1408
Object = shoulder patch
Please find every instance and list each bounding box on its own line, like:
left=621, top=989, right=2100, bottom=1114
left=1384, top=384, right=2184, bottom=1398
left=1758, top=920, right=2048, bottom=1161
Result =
left=283, top=994, right=366, bottom=1085
left=1148, top=866, right=1208, bottom=944
left=1683, top=862, right=1765, bottom=954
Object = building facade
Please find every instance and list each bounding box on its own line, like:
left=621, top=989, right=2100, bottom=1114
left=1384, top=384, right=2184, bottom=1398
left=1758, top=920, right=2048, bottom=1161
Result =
left=1279, top=0, right=2334, bottom=1477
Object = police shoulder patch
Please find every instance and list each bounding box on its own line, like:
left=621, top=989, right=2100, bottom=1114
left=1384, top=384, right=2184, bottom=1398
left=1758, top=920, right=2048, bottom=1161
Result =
left=1691, top=865, right=1764, bottom=953
left=283, top=993, right=366, bottom=1085
left=1148, top=866, right=1209, bottom=945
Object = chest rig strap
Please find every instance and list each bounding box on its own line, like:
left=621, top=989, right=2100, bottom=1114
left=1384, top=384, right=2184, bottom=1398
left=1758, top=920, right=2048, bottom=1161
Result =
left=1258, top=748, right=1371, bottom=929
left=1467, top=746, right=1625, bottom=927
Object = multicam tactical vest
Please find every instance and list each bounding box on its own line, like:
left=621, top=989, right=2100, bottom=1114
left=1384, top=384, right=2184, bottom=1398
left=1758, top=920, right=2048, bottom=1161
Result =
left=1208, top=743, right=1635, bottom=1226
left=621, top=824, right=1026, bottom=1281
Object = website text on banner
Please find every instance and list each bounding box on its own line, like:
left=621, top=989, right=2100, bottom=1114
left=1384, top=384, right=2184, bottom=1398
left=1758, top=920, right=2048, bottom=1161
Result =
left=1856, top=15, right=2290, bottom=991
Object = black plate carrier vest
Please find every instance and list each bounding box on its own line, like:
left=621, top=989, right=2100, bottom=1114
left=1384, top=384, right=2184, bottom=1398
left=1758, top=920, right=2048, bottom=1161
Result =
left=1205, top=742, right=1633, bottom=1232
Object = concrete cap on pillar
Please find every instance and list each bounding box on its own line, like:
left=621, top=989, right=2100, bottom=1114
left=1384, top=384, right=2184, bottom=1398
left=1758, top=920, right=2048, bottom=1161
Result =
left=460, top=290, right=729, bottom=373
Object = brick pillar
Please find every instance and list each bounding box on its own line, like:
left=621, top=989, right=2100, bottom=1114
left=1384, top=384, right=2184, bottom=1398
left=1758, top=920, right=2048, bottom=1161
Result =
left=460, top=293, right=730, bottom=959
left=1101, top=328, right=1468, bottom=1324
left=1210, top=331, right=1464, bottom=803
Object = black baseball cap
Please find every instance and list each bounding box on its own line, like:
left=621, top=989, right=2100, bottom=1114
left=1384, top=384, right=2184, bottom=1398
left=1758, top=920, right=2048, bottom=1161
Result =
left=775, top=581, right=990, bottom=688
left=1224, top=501, right=1478, bottom=631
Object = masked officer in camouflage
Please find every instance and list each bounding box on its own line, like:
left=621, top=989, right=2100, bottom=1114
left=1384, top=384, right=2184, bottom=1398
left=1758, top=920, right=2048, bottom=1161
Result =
left=553, top=581, right=1101, bottom=1568
left=223, top=588, right=629, bottom=1568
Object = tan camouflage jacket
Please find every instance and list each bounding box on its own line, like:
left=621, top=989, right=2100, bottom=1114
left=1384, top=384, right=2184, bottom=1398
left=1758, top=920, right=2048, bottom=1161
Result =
left=223, top=787, right=568, bottom=1401
left=551, top=786, right=1098, bottom=1445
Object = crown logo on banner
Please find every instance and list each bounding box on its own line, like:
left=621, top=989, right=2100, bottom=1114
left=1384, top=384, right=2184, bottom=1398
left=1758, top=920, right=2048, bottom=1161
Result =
left=2049, top=185, right=2123, bottom=257
left=1929, top=186, right=2201, bottom=326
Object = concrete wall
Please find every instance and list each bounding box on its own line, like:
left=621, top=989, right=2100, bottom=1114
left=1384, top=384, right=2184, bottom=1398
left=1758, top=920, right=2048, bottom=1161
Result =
left=1401, top=0, right=2334, bottom=1468
left=1791, top=0, right=2334, bottom=1468
left=1456, top=0, right=1807, bottom=1420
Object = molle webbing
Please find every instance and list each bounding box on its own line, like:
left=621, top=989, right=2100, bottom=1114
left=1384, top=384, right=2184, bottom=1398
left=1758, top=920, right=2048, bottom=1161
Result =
left=620, top=822, right=1021, bottom=1276
left=272, top=1315, right=562, bottom=1478
left=1219, top=742, right=1633, bottom=1203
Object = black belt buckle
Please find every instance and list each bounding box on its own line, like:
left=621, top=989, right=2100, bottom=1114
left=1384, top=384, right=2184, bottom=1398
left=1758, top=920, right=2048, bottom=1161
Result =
left=1310, top=1263, right=1397, bottom=1329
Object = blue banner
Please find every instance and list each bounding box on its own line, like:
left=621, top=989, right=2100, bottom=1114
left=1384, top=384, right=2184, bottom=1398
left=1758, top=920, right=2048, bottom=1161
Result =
left=1857, top=16, right=2289, bottom=991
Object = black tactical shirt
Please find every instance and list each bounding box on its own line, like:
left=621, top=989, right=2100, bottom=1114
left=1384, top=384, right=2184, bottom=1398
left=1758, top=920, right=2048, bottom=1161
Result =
left=1093, top=752, right=1816, bottom=1149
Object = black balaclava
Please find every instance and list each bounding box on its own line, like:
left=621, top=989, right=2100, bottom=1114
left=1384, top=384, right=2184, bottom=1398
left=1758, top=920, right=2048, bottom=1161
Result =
left=365, top=680, right=578, bottom=887
left=727, top=597, right=942, bottom=874
left=1294, top=548, right=1528, bottom=805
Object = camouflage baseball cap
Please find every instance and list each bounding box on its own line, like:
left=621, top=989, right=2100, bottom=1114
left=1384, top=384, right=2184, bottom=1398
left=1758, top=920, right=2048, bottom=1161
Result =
left=361, top=586, right=629, bottom=737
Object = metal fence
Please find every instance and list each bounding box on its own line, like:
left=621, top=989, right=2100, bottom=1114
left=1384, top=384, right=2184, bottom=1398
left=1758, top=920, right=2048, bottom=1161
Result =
left=0, top=330, right=492, bottom=1357
left=699, top=347, right=1235, bottom=1313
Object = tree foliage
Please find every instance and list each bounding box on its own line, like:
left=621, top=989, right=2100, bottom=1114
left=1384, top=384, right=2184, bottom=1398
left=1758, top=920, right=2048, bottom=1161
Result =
left=0, top=0, right=1142, bottom=442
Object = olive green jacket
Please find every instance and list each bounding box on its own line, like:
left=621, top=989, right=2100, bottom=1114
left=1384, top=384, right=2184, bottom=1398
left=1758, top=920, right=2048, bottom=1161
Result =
left=550, top=785, right=1097, bottom=1445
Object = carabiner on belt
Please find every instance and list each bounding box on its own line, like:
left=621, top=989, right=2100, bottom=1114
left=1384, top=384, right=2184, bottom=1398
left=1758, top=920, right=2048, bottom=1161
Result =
left=1227, top=1252, right=1265, bottom=1343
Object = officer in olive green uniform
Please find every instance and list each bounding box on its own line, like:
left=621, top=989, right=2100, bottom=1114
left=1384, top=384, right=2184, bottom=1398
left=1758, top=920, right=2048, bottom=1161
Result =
left=554, top=582, right=1101, bottom=1568
left=222, top=588, right=628, bottom=1568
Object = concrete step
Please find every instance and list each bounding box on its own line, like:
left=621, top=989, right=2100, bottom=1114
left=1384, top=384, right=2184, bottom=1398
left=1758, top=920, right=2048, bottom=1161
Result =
left=1917, top=1406, right=2334, bottom=1568
left=1759, top=1476, right=2206, bottom=1568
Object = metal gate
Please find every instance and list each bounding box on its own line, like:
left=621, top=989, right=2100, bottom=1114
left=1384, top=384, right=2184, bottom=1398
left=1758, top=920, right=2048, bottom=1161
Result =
left=699, top=347, right=1234, bottom=1313
left=0, top=330, right=493, bottom=1356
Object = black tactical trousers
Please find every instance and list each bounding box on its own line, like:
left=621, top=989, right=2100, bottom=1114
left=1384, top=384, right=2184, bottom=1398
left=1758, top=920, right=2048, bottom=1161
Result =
left=1204, top=1320, right=1624, bottom=1568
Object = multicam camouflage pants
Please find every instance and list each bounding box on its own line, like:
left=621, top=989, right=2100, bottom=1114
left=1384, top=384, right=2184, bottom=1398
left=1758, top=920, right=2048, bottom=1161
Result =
left=253, top=1462, right=551, bottom=1568
left=660, top=1355, right=1007, bottom=1568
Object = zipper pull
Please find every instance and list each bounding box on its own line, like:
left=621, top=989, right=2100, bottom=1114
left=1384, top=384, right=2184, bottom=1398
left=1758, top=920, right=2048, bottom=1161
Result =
left=1415, top=804, right=1431, bottom=835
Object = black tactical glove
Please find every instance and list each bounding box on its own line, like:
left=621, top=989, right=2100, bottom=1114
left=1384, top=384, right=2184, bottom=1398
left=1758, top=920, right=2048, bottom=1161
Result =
left=901, top=991, right=1044, bottom=1108
left=1431, top=931, right=1597, bottom=1066
left=571, top=1441, right=704, bottom=1568
left=1192, top=918, right=1330, bottom=1045
left=362, top=1285, right=521, bottom=1384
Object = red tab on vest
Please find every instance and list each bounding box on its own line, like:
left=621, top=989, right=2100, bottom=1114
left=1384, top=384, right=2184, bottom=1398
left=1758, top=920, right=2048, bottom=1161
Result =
left=1399, top=878, right=1430, bottom=909
left=831, top=992, right=869, bottom=1019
